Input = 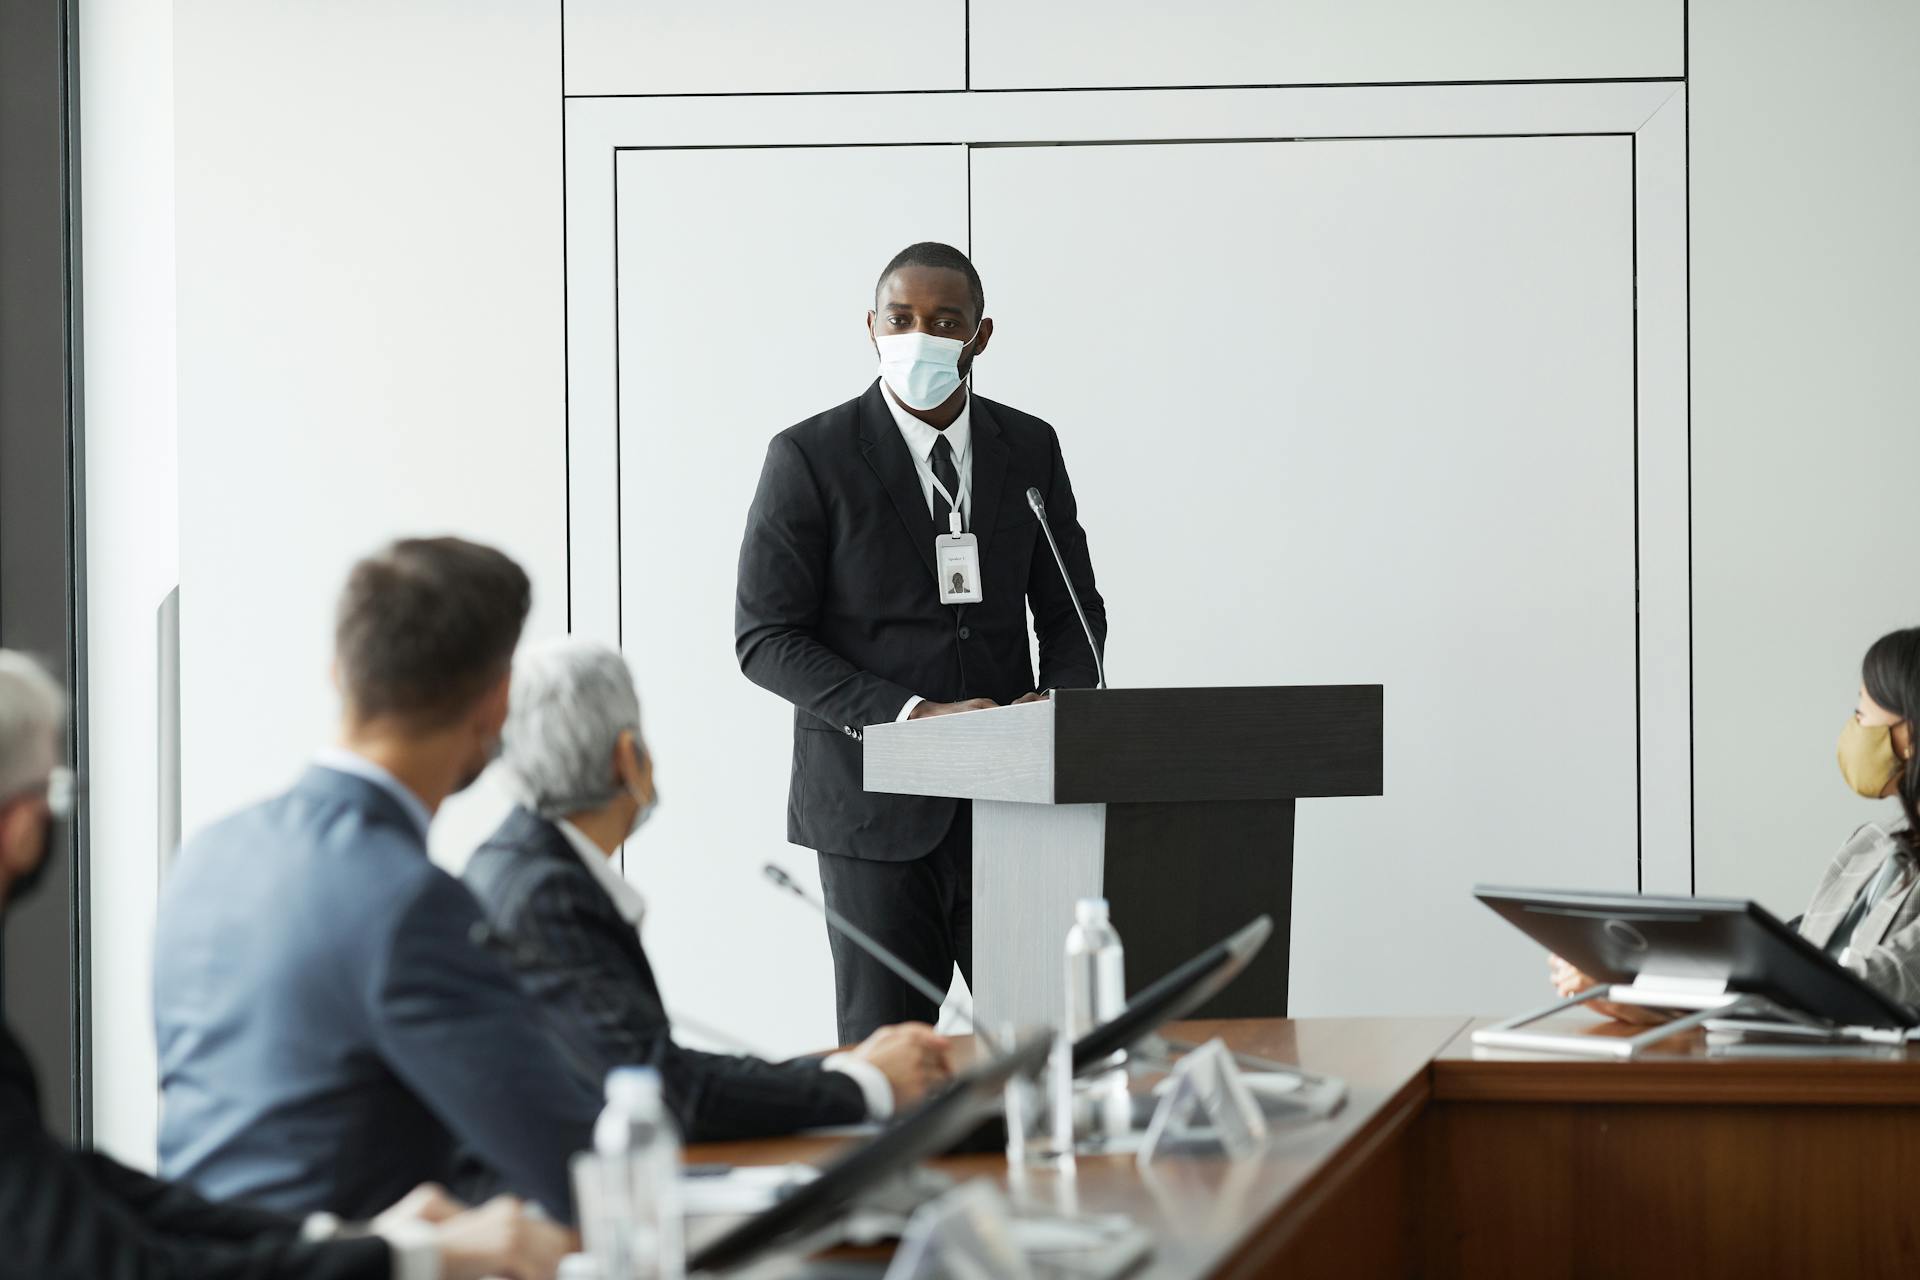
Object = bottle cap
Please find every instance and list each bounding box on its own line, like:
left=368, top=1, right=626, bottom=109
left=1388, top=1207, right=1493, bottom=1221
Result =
left=1074, top=897, right=1110, bottom=926
left=557, top=1255, right=603, bottom=1280
left=605, top=1065, right=662, bottom=1108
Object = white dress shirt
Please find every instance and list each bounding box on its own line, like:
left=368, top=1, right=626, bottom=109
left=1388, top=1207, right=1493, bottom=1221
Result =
left=553, top=819, right=894, bottom=1119
left=880, top=379, right=973, bottom=530
left=880, top=380, right=972, bottom=725
left=555, top=817, right=649, bottom=927
left=300, top=1213, right=438, bottom=1280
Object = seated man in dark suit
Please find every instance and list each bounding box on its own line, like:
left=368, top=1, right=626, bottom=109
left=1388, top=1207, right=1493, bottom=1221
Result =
left=0, top=650, right=570, bottom=1279
left=464, top=638, right=953, bottom=1141
left=155, top=538, right=603, bottom=1223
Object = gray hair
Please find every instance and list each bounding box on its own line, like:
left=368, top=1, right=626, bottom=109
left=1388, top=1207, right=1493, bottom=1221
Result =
left=500, top=637, right=643, bottom=819
left=0, top=651, right=64, bottom=800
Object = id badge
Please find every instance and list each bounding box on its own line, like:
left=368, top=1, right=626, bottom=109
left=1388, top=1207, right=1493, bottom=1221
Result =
left=936, top=532, right=983, bottom=604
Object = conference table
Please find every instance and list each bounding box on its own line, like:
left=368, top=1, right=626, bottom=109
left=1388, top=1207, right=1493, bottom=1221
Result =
left=686, top=1014, right=1920, bottom=1277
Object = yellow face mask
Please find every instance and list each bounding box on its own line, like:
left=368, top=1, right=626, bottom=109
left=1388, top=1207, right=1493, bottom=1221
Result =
left=1838, top=717, right=1902, bottom=799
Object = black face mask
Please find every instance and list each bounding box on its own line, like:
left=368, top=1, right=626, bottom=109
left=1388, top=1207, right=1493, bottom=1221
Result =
left=6, top=817, right=60, bottom=909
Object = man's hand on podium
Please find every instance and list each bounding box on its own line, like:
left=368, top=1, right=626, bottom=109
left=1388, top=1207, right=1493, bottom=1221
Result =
left=908, top=698, right=998, bottom=719
left=1012, top=691, right=1049, bottom=705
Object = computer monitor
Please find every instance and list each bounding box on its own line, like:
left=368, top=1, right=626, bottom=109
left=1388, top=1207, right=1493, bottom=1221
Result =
left=1071, top=914, right=1272, bottom=1072
left=686, top=1030, right=1053, bottom=1275
left=1474, top=885, right=1919, bottom=1029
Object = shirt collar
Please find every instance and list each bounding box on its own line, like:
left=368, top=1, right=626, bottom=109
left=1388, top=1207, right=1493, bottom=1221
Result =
left=555, top=817, right=648, bottom=928
left=879, top=379, right=971, bottom=470
left=312, top=747, right=433, bottom=842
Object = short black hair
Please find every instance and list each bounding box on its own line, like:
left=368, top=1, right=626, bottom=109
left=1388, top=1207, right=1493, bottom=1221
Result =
left=335, top=537, right=531, bottom=729
left=874, top=242, right=985, bottom=320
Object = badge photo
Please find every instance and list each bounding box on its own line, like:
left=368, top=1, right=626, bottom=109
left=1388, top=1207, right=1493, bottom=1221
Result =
left=937, top=532, right=983, bottom=605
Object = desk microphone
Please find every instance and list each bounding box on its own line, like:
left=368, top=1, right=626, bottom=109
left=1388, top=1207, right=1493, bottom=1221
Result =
left=763, top=863, right=1005, bottom=1059
left=1025, top=487, right=1107, bottom=690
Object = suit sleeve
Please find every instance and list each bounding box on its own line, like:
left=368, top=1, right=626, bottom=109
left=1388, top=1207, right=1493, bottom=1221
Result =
left=1839, top=921, right=1920, bottom=1009
left=370, top=873, right=602, bottom=1223
left=736, top=433, right=920, bottom=729
left=514, top=872, right=867, bottom=1143
left=73, top=1151, right=300, bottom=1240
left=1027, top=425, right=1107, bottom=691
left=0, top=1120, right=389, bottom=1280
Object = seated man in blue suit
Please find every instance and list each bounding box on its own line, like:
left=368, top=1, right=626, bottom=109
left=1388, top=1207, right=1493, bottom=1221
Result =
left=464, top=639, right=953, bottom=1141
left=0, top=649, right=572, bottom=1280
left=155, top=538, right=602, bottom=1223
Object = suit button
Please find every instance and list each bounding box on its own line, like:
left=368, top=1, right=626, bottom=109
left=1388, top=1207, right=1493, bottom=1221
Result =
left=958, top=626, right=972, bottom=640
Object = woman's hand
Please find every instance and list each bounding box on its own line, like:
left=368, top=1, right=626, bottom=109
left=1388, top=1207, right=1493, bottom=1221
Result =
left=1546, top=954, right=1670, bottom=1026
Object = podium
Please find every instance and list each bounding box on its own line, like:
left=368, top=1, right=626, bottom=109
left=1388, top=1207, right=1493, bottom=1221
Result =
left=863, top=686, right=1383, bottom=1031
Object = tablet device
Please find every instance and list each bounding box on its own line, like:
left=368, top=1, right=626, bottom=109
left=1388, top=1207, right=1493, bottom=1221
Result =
left=1474, top=885, right=1919, bottom=1030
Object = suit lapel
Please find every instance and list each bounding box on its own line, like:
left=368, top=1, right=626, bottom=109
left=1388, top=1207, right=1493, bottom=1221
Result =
left=968, top=396, right=1009, bottom=561
left=857, top=381, right=938, bottom=581
left=1802, top=826, right=1900, bottom=948
left=521, top=810, right=656, bottom=982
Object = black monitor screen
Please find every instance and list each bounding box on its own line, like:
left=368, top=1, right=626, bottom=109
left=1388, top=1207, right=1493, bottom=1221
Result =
left=1475, top=885, right=1918, bottom=1030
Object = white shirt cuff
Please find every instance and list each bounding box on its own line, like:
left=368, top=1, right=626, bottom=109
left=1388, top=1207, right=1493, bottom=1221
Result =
left=823, top=1053, right=895, bottom=1120
left=299, top=1213, right=343, bottom=1243
left=301, top=1214, right=440, bottom=1280
left=897, top=696, right=924, bottom=722
left=374, top=1219, right=442, bottom=1280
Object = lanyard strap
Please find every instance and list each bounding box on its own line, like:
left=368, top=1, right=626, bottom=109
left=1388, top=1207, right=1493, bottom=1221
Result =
left=928, top=457, right=969, bottom=535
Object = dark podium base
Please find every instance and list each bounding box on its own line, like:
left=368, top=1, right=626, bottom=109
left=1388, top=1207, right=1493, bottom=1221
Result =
left=1103, top=799, right=1295, bottom=1020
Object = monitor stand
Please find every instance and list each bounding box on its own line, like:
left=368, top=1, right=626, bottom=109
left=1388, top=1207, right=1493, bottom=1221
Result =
left=1470, top=976, right=1804, bottom=1059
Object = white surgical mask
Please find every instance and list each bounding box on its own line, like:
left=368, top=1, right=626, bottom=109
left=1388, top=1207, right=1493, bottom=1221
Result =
left=875, top=327, right=979, bottom=411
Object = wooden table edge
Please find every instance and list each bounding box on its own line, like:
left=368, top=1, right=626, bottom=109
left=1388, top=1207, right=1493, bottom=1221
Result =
left=1204, top=1016, right=1467, bottom=1278
left=1431, top=1018, right=1920, bottom=1106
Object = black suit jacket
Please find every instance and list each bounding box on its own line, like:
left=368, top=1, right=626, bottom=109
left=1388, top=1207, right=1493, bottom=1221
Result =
left=463, top=807, right=868, bottom=1141
left=736, top=381, right=1106, bottom=860
left=0, top=1017, right=389, bottom=1280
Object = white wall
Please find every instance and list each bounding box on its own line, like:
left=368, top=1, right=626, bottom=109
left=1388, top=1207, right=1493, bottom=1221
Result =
left=172, top=1, right=567, bottom=868
left=972, top=136, right=1638, bottom=1017
left=968, top=0, right=1682, bottom=88
left=1690, top=0, right=1920, bottom=911
left=83, top=1, right=565, bottom=1161
left=80, top=0, right=179, bottom=1170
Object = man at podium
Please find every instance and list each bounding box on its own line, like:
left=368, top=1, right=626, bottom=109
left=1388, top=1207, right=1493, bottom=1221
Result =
left=736, top=241, right=1108, bottom=1042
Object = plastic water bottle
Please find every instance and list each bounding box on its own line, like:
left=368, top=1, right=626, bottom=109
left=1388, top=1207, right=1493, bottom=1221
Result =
left=587, top=1067, right=684, bottom=1280
left=1065, top=899, right=1131, bottom=1142
left=1066, top=898, right=1128, bottom=1073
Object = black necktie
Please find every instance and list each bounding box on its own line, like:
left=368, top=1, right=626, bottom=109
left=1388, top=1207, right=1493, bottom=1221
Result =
left=930, top=435, right=961, bottom=531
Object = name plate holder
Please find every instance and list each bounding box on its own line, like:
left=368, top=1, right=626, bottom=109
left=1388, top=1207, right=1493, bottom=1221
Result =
left=1136, top=1038, right=1269, bottom=1169
left=884, top=1180, right=1154, bottom=1280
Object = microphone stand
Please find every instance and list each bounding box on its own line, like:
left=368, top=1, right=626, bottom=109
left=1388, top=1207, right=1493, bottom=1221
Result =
left=765, top=865, right=1008, bottom=1059
left=1025, top=487, right=1106, bottom=690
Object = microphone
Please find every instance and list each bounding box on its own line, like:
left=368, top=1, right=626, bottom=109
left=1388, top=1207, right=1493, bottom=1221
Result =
left=1025, top=487, right=1107, bottom=690
left=764, top=863, right=1005, bottom=1058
